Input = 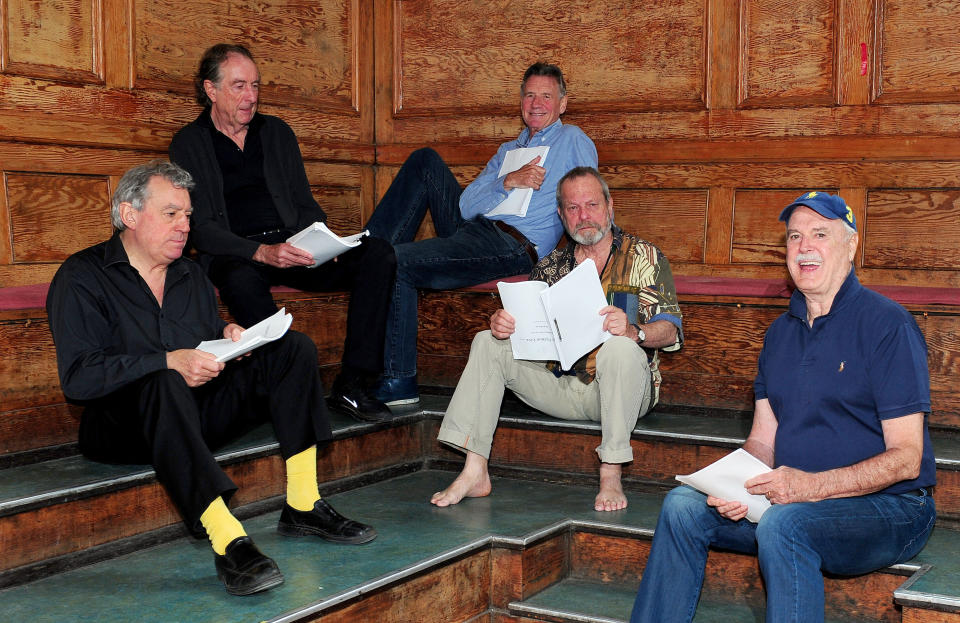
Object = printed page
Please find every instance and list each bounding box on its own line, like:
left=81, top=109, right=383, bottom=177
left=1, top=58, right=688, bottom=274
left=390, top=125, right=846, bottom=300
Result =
left=286, top=222, right=369, bottom=267
left=539, top=259, right=611, bottom=370
left=486, top=146, right=550, bottom=218
left=196, top=308, right=293, bottom=362
left=497, top=280, right=559, bottom=362
left=676, top=448, right=773, bottom=523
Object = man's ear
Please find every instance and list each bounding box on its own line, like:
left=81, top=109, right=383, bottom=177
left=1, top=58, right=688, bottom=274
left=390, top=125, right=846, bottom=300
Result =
left=119, top=202, right=138, bottom=230
left=558, top=95, right=568, bottom=116
left=203, top=79, right=218, bottom=104
left=847, top=231, right=859, bottom=262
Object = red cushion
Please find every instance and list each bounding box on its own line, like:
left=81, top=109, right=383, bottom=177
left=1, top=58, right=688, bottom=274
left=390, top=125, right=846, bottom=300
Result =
left=0, top=283, right=49, bottom=311
left=674, top=275, right=793, bottom=298
left=468, top=274, right=529, bottom=291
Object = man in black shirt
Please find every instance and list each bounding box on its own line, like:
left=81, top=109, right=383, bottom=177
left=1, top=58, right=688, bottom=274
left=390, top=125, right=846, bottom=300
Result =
left=47, top=161, right=377, bottom=596
left=169, top=43, right=394, bottom=422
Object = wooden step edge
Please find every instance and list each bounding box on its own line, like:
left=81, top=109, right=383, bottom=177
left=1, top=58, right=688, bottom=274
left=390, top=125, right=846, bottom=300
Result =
left=0, top=413, right=427, bottom=519
left=506, top=600, right=624, bottom=623
left=0, top=461, right=423, bottom=590
left=895, top=563, right=960, bottom=614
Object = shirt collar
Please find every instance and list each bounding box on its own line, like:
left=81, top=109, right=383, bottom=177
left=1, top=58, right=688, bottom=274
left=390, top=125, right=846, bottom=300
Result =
left=788, top=267, right=861, bottom=321
left=517, top=119, right=563, bottom=147
left=103, top=231, right=191, bottom=281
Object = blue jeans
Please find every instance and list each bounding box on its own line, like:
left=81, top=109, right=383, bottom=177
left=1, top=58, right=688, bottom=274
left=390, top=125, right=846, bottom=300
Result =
left=630, top=485, right=936, bottom=623
left=366, top=148, right=534, bottom=378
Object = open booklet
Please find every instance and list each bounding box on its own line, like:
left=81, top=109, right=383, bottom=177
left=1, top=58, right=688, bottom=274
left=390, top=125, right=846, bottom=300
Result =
left=496, top=258, right=611, bottom=370
left=485, top=145, right=550, bottom=218
left=196, top=307, right=293, bottom=363
left=286, top=222, right=369, bottom=268
left=676, top=448, right=773, bottom=523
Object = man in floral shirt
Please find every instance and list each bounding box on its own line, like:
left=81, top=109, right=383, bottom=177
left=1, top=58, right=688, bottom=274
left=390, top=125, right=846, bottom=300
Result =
left=431, top=167, right=682, bottom=511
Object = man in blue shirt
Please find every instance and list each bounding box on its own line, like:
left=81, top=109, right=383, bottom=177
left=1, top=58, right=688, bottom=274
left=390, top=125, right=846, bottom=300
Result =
left=630, top=192, right=936, bottom=623
left=366, top=62, right=598, bottom=405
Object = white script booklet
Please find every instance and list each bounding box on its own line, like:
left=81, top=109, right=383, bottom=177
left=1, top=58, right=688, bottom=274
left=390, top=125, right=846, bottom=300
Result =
left=286, top=222, right=369, bottom=268
left=676, top=448, right=773, bottom=523
left=196, top=307, right=293, bottom=363
left=485, top=145, right=550, bottom=218
left=496, top=258, right=611, bottom=370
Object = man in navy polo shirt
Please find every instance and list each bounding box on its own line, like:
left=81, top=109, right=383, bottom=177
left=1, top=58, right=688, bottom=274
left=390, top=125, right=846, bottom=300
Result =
left=630, top=192, right=936, bottom=623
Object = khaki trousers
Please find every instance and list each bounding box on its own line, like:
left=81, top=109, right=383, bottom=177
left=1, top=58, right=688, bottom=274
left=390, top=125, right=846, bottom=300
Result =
left=437, top=331, right=652, bottom=464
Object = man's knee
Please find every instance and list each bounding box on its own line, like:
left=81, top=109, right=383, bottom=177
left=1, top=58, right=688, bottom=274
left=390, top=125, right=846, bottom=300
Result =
left=406, top=147, right=445, bottom=171
left=596, top=336, right=646, bottom=369
left=755, top=503, right=809, bottom=551
left=470, top=330, right=511, bottom=360
left=661, top=486, right=711, bottom=525
left=277, top=330, right=318, bottom=361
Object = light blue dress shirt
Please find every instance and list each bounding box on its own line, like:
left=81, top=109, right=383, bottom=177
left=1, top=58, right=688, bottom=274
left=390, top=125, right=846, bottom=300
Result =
left=458, top=120, right=598, bottom=260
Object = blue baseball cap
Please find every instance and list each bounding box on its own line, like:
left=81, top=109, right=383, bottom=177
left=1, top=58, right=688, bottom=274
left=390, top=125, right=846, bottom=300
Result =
left=778, top=191, right=856, bottom=232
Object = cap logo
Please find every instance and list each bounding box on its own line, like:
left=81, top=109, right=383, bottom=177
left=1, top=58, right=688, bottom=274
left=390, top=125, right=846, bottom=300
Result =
left=845, top=206, right=854, bottom=224
left=806, top=192, right=818, bottom=198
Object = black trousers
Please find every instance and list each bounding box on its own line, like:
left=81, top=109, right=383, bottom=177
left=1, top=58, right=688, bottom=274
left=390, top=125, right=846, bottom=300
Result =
left=78, top=331, right=332, bottom=532
left=207, top=236, right=396, bottom=375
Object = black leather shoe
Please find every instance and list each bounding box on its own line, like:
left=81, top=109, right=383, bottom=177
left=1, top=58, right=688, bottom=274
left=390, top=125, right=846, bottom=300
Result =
left=327, top=375, right=392, bottom=423
left=277, top=499, right=378, bottom=544
left=214, top=536, right=284, bottom=596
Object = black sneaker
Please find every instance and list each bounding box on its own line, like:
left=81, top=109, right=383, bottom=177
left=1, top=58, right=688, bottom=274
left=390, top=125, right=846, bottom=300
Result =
left=327, top=375, right=392, bottom=422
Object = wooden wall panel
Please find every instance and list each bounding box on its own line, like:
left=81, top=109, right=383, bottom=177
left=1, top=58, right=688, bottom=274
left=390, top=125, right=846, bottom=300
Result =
left=612, top=190, right=707, bottom=263
left=134, top=0, right=357, bottom=111
left=389, top=0, right=706, bottom=141
left=863, top=189, right=960, bottom=270
left=739, top=0, right=838, bottom=108
left=876, top=0, right=960, bottom=104
left=5, top=173, right=112, bottom=264
left=731, top=189, right=809, bottom=265
left=4, top=0, right=102, bottom=83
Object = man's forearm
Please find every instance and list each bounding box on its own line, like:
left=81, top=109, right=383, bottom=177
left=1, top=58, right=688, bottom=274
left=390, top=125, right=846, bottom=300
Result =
left=816, top=446, right=922, bottom=499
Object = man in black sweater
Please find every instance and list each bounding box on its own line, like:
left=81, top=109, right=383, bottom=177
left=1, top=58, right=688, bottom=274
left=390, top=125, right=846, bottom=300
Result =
left=170, top=43, right=394, bottom=422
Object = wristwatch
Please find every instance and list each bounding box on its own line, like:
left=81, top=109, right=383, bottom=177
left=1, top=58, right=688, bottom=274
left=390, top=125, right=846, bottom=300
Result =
left=631, top=323, right=646, bottom=344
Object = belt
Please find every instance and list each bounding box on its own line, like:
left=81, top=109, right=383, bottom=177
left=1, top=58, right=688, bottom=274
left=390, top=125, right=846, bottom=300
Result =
left=492, top=220, right=538, bottom=265
left=902, top=488, right=932, bottom=497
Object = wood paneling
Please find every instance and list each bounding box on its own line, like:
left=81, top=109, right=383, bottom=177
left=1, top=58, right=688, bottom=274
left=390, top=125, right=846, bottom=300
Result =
left=739, top=0, right=838, bottom=108
left=5, top=173, right=112, bottom=264
left=611, top=190, right=708, bottom=263
left=864, top=190, right=960, bottom=270
left=731, top=189, right=808, bottom=265
left=876, top=0, right=960, bottom=104
left=133, top=0, right=359, bottom=111
left=393, top=0, right=706, bottom=118
left=4, top=0, right=102, bottom=83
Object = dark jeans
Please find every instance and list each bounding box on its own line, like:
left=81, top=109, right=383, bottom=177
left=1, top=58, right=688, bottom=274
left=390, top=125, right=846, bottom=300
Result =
left=207, top=236, right=396, bottom=375
left=630, top=485, right=936, bottom=623
left=78, top=331, right=332, bottom=532
left=365, top=148, right=534, bottom=379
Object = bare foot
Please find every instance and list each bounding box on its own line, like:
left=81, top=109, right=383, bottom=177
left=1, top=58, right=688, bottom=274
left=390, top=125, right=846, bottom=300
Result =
left=595, top=463, right=627, bottom=511
left=431, top=451, right=492, bottom=507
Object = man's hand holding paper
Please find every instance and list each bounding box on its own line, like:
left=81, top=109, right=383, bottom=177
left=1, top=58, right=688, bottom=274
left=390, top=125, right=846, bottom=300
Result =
left=503, top=155, right=545, bottom=191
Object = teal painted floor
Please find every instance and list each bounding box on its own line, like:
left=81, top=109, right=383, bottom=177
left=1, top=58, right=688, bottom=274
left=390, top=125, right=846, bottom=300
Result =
left=0, top=470, right=663, bottom=623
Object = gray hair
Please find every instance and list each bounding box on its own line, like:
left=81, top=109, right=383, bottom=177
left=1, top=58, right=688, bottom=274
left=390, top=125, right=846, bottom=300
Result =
left=556, top=166, right=612, bottom=207
left=194, top=43, right=255, bottom=106
left=112, top=161, right=195, bottom=230
left=522, top=62, right=567, bottom=98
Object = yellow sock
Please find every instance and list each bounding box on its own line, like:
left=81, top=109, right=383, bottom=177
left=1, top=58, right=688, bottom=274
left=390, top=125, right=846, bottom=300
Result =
left=199, top=496, right=246, bottom=556
left=286, top=445, right=321, bottom=511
